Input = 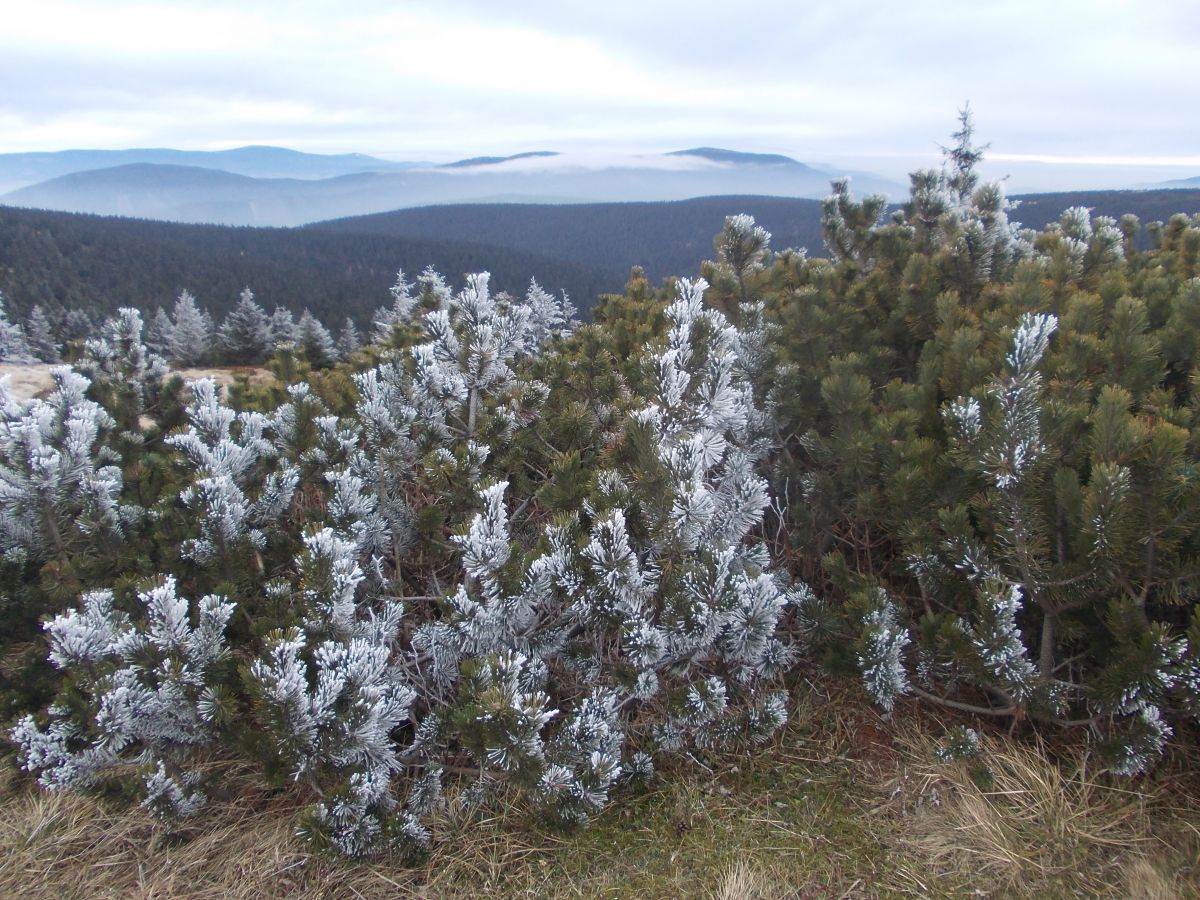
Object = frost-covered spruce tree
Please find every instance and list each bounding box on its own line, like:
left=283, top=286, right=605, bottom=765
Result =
left=267, top=305, right=298, bottom=351
left=77, top=307, right=171, bottom=444
left=169, top=290, right=212, bottom=367
left=522, top=278, right=576, bottom=348
left=335, top=317, right=361, bottom=361
left=218, top=287, right=271, bottom=364
left=10, top=576, right=235, bottom=820
left=372, top=270, right=419, bottom=345
left=906, top=107, right=1032, bottom=292
left=24, top=305, right=61, bottom=363
left=146, top=307, right=175, bottom=359
left=297, top=310, right=337, bottom=368
left=370, top=266, right=456, bottom=346
left=821, top=109, right=1029, bottom=292
left=0, top=293, right=34, bottom=363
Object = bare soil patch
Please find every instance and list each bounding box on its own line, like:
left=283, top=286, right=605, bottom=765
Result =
left=0, top=364, right=273, bottom=402
left=0, top=363, right=56, bottom=401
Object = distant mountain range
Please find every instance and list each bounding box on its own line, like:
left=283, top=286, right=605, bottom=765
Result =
left=0, top=145, right=424, bottom=194
left=0, top=145, right=903, bottom=227
left=1159, top=176, right=1200, bottom=189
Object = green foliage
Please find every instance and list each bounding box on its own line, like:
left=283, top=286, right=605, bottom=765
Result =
left=765, top=115, right=1200, bottom=769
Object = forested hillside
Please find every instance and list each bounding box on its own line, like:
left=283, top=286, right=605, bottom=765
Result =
left=0, top=206, right=611, bottom=326
left=5, top=189, right=1198, bottom=336
left=1013, top=189, right=1200, bottom=233
left=311, top=190, right=1200, bottom=284
left=308, top=195, right=828, bottom=285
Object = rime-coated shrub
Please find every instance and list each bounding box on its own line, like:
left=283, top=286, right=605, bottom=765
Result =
left=0, top=367, right=124, bottom=563
left=9, top=270, right=805, bottom=857
left=11, top=577, right=234, bottom=819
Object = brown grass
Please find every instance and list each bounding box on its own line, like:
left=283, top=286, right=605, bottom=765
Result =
left=174, top=367, right=274, bottom=396
left=1, top=686, right=1197, bottom=899
left=879, top=727, right=1200, bottom=898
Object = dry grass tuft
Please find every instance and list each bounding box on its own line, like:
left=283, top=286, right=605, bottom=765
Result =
left=1122, top=857, right=1185, bottom=900
left=880, top=727, right=1200, bottom=898
left=710, top=859, right=770, bottom=900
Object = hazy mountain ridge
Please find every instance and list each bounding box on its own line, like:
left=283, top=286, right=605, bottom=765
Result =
left=0, top=145, right=422, bottom=194
left=0, top=148, right=904, bottom=226
left=666, top=147, right=817, bottom=168
left=1155, top=176, right=1200, bottom=189
left=441, top=151, right=561, bottom=168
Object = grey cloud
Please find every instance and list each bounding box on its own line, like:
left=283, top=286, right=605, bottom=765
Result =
left=0, top=0, right=1196, bottom=170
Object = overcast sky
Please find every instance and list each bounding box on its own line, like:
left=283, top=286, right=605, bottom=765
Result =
left=3, top=0, right=1198, bottom=185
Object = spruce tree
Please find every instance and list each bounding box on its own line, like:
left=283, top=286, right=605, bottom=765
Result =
left=335, top=317, right=361, bottom=360
left=297, top=310, right=336, bottom=368
left=372, top=270, right=418, bottom=345
left=24, top=305, right=61, bottom=363
left=0, top=294, right=33, bottom=363
left=267, top=305, right=298, bottom=351
left=522, top=278, right=577, bottom=347
left=218, top=288, right=271, bottom=364
left=59, top=308, right=94, bottom=345
left=169, top=290, right=211, bottom=367
left=146, top=307, right=175, bottom=359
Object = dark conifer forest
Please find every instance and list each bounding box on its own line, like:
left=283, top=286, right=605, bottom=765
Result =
left=3, top=189, right=1197, bottom=331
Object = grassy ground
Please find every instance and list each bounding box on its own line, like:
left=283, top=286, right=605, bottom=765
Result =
left=1, top=681, right=1196, bottom=899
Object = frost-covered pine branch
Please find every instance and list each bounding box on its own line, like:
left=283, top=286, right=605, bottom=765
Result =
left=0, top=367, right=124, bottom=561
left=167, top=378, right=298, bottom=567
left=11, top=576, right=234, bottom=819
